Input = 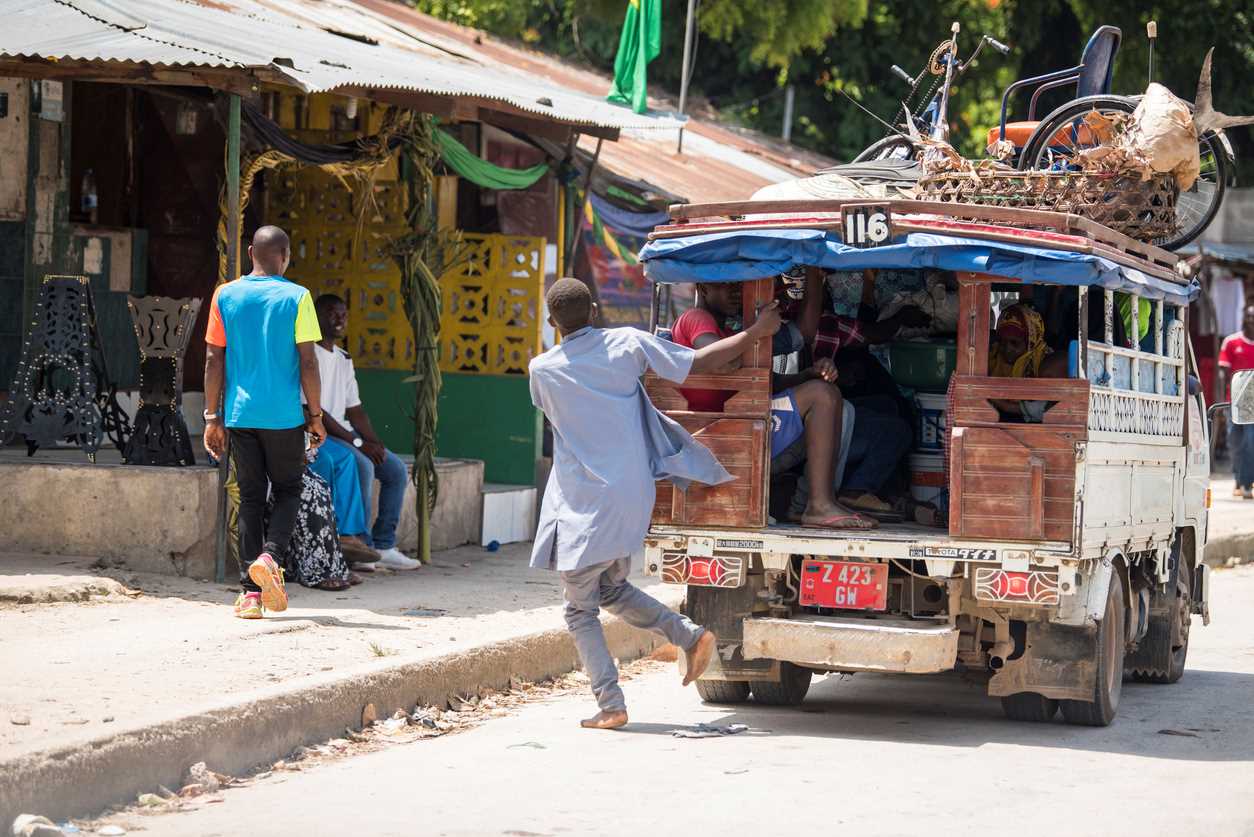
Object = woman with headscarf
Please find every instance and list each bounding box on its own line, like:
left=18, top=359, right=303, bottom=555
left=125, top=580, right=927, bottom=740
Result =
left=988, top=302, right=1069, bottom=421
left=990, top=303, right=1054, bottom=378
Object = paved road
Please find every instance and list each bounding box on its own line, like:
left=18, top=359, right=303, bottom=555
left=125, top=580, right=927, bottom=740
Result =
left=143, top=567, right=1254, bottom=837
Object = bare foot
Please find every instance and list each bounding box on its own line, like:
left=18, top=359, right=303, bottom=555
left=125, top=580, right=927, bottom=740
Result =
left=580, top=710, right=628, bottom=729
left=683, top=630, right=717, bottom=686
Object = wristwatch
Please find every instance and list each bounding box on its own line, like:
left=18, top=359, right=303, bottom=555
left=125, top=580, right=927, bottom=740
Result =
left=352, top=436, right=364, bottom=449
left=203, top=410, right=219, bottom=422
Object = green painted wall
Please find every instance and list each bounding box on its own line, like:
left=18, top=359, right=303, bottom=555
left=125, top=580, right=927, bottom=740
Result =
left=355, top=368, right=541, bottom=486
left=353, top=368, right=416, bottom=456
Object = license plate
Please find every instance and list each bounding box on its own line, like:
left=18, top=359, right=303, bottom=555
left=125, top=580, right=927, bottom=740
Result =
left=800, top=560, right=888, bottom=611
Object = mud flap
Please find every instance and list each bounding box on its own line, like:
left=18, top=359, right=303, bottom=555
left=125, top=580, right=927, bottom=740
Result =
left=685, top=580, right=781, bottom=682
left=988, top=621, right=1099, bottom=702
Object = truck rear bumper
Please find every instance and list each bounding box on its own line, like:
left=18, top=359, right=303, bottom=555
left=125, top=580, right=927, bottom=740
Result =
left=742, top=616, right=959, bottom=674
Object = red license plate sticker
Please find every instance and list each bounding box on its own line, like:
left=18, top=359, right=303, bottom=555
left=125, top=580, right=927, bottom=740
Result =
left=800, top=560, right=888, bottom=611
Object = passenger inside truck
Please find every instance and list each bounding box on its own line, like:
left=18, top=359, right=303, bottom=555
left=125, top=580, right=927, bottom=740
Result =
left=671, top=280, right=878, bottom=531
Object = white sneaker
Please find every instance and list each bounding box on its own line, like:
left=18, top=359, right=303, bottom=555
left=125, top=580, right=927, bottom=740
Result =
left=377, top=548, right=420, bottom=570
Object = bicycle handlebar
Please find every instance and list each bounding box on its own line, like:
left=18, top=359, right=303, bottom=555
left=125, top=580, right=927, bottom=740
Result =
left=986, top=37, right=1010, bottom=55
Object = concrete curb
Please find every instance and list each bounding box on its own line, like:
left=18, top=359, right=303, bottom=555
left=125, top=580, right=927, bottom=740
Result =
left=1203, top=531, right=1254, bottom=569
left=0, top=603, right=679, bottom=826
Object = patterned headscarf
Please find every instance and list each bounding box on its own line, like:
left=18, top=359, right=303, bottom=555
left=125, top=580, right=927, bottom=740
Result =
left=991, top=303, right=1050, bottom=378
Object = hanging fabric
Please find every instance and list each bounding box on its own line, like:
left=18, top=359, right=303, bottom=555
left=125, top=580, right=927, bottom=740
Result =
left=589, top=192, right=669, bottom=238
left=435, top=129, right=549, bottom=190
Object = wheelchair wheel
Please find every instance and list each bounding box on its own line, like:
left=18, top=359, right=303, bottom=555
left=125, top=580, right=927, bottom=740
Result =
left=1019, top=95, right=1228, bottom=251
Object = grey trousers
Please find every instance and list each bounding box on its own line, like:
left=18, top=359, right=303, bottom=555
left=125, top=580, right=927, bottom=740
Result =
left=559, top=557, right=705, bottom=712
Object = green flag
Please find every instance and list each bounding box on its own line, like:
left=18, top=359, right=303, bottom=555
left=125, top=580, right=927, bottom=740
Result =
left=606, top=0, right=661, bottom=114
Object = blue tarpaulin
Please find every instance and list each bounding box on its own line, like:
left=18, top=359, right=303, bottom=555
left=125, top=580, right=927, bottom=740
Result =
left=639, top=229, right=1199, bottom=304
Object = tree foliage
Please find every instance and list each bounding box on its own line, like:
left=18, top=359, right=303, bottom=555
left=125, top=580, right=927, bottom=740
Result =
left=412, top=0, right=1253, bottom=178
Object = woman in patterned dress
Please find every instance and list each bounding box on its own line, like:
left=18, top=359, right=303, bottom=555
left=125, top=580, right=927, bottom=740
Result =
left=267, top=469, right=359, bottom=591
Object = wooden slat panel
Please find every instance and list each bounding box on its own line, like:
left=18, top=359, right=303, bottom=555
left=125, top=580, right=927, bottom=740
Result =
left=949, top=375, right=1091, bottom=430
left=652, top=417, right=767, bottom=529
left=950, top=424, right=1077, bottom=542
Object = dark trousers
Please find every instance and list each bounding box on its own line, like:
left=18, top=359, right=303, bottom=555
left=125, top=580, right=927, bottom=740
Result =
left=229, top=426, right=305, bottom=591
left=842, top=395, right=913, bottom=494
left=1231, top=422, right=1254, bottom=490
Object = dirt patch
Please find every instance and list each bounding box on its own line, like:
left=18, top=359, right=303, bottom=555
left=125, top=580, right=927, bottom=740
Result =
left=69, top=658, right=672, bottom=834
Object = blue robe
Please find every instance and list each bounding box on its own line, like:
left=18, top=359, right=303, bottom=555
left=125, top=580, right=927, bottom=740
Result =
left=529, top=326, right=733, bottom=571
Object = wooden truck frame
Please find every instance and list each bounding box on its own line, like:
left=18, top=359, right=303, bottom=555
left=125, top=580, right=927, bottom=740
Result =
left=638, top=199, right=1212, bottom=726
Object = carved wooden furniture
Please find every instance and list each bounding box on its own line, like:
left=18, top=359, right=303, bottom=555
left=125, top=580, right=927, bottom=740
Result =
left=122, top=295, right=202, bottom=466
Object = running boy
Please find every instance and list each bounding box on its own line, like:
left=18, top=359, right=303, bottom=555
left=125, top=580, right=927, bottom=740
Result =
left=530, top=278, right=782, bottom=729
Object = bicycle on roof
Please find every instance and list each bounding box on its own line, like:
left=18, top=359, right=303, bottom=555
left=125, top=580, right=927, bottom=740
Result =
left=851, top=21, right=1234, bottom=251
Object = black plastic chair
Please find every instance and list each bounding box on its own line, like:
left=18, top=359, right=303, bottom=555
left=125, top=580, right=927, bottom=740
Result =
left=990, top=25, right=1122, bottom=148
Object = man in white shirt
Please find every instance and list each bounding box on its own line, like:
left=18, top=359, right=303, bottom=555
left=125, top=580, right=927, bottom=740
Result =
left=312, top=294, right=418, bottom=570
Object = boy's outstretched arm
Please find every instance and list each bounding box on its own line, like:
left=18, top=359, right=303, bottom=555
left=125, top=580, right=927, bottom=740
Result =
left=688, top=302, right=783, bottom=376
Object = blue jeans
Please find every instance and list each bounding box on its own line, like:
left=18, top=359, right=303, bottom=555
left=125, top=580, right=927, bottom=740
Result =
left=308, top=439, right=368, bottom=538
left=327, top=437, right=408, bottom=550
left=1231, top=422, right=1254, bottom=489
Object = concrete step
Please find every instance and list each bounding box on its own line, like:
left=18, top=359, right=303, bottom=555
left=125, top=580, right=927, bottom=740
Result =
left=481, top=483, right=537, bottom=546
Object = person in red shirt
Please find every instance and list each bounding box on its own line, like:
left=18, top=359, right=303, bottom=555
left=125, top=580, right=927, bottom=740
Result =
left=1220, top=304, right=1254, bottom=498
left=671, top=279, right=875, bottom=530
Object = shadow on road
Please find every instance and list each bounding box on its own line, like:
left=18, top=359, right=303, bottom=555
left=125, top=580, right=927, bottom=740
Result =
left=689, top=667, right=1254, bottom=762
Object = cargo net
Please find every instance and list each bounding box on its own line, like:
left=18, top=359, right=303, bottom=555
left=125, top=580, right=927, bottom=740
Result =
left=916, top=169, right=1179, bottom=242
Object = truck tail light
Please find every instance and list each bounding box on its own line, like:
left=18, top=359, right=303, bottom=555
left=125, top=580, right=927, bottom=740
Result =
left=973, top=567, right=1059, bottom=605
left=661, top=553, right=745, bottom=588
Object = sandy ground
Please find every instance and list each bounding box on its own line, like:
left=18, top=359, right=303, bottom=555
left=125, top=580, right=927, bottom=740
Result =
left=0, top=542, right=663, bottom=760
left=110, top=564, right=1254, bottom=837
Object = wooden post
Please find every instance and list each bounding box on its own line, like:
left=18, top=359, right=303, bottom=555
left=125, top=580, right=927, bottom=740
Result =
left=213, top=93, right=241, bottom=584
left=956, top=273, right=991, bottom=376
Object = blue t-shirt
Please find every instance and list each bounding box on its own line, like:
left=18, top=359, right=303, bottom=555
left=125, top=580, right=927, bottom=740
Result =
left=205, top=275, right=322, bottom=429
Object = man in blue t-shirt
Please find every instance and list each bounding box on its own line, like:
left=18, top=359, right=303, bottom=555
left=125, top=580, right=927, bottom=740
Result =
left=203, top=226, right=325, bottom=619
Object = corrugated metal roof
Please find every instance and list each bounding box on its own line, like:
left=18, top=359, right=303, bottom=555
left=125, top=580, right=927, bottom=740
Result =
left=349, top=0, right=839, bottom=202
left=0, top=0, right=680, bottom=131
left=1180, top=241, right=1254, bottom=266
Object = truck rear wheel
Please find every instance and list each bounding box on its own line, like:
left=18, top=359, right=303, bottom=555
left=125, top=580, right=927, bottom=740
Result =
left=695, top=679, right=751, bottom=704
left=1060, top=575, right=1126, bottom=727
left=750, top=662, right=812, bottom=706
left=1128, top=542, right=1191, bottom=685
left=1000, top=692, right=1058, bottom=723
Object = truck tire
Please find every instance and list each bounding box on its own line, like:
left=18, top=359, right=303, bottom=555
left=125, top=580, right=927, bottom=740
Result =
left=749, top=662, right=812, bottom=706
left=1128, top=542, right=1191, bottom=685
left=1060, top=575, right=1126, bottom=727
left=1000, top=692, right=1058, bottom=723
left=695, top=679, right=751, bottom=704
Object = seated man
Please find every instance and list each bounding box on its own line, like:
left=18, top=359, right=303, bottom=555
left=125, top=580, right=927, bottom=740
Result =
left=311, top=294, right=417, bottom=571
left=671, top=279, right=875, bottom=530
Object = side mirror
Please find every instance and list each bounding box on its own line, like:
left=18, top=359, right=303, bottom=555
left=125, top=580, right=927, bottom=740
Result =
left=1233, top=369, right=1254, bottom=425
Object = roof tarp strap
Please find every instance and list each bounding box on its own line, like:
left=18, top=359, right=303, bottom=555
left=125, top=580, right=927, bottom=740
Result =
left=435, top=129, right=549, bottom=191
left=638, top=229, right=1200, bottom=305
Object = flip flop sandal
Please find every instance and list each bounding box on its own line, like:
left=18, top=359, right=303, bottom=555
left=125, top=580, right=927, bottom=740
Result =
left=801, top=512, right=879, bottom=530
left=840, top=493, right=904, bottom=523
left=346, top=572, right=364, bottom=586
left=314, top=578, right=351, bottom=591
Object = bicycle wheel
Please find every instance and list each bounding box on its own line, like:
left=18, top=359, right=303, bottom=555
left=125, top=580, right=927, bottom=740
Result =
left=1019, top=95, right=1227, bottom=251
left=853, top=135, right=919, bottom=163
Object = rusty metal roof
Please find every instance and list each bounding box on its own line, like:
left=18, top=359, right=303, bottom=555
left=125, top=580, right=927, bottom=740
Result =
left=349, top=0, right=839, bottom=202
left=0, top=0, right=679, bottom=131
